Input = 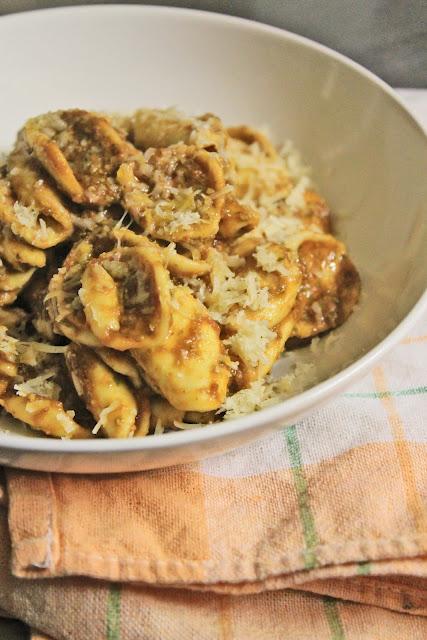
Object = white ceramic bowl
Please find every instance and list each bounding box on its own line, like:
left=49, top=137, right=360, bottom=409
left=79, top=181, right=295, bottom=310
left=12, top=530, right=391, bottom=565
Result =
left=0, top=5, right=426, bottom=473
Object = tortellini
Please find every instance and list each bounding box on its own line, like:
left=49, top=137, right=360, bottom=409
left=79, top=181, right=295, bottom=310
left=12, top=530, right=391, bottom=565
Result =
left=94, top=347, right=143, bottom=389
left=0, top=225, right=46, bottom=270
left=23, top=109, right=138, bottom=206
left=0, top=263, right=35, bottom=306
left=47, top=237, right=106, bottom=346
left=65, top=344, right=150, bottom=438
left=132, top=286, right=231, bottom=412
left=0, top=107, right=360, bottom=437
left=285, top=232, right=361, bottom=340
left=117, top=144, right=225, bottom=242
left=5, top=148, right=73, bottom=249
left=131, top=108, right=227, bottom=153
left=79, top=237, right=173, bottom=350
left=216, top=243, right=301, bottom=389
left=218, top=197, right=259, bottom=239
left=0, top=394, right=90, bottom=439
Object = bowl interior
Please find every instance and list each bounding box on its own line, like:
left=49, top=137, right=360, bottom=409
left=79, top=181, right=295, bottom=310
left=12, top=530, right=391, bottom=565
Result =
left=0, top=6, right=426, bottom=443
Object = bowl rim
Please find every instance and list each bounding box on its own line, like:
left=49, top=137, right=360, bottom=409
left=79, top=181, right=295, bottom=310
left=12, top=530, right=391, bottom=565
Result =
left=0, top=4, right=426, bottom=454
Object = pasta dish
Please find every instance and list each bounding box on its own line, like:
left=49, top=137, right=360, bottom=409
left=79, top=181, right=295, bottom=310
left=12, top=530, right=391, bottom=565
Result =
left=0, top=108, right=360, bottom=438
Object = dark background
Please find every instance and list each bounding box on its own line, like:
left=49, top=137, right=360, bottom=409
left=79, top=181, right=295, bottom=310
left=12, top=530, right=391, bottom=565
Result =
left=0, top=0, right=426, bottom=87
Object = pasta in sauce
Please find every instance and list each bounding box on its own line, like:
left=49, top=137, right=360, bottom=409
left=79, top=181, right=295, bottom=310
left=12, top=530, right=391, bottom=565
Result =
left=0, top=108, right=360, bottom=438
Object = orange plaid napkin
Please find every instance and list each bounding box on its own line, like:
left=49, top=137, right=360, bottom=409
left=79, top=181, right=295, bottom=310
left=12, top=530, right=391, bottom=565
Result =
left=0, top=312, right=424, bottom=639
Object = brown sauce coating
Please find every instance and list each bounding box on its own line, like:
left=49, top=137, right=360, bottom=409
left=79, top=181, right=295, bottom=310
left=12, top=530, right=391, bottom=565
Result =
left=292, top=240, right=360, bottom=339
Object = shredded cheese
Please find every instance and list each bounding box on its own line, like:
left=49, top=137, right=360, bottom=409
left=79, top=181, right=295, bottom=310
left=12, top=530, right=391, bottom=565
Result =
left=0, top=327, right=18, bottom=356
left=224, top=312, right=276, bottom=367
left=56, top=410, right=76, bottom=434
left=154, top=418, right=164, bottom=435
left=254, top=244, right=289, bottom=276
left=34, top=217, right=49, bottom=242
left=114, top=210, right=131, bottom=230
left=167, top=209, right=200, bottom=233
left=279, top=140, right=312, bottom=180
left=224, top=253, right=245, bottom=269
left=205, top=249, right=269, bottom=323
left=257, top=211, right=305, bottom=244
left=92, top=401, right=119, bottom=435
left=286, top=175, right=311, bottom=212
left=14, top=370, right=60, bottom=400
left=182, top=277, right=207, bottom=304
left=152, top=191, right=202, bottom=233
left=13, top=202, right=38, bottom=228
left=17, top=341, right=67, bottom=367
left=221, top=380, right=265, bottom=419
left=71, top=210, right=108, bottom=230
left=222, top=361, right=317, bottom=419
left=163, top=242, right=177, bottom=260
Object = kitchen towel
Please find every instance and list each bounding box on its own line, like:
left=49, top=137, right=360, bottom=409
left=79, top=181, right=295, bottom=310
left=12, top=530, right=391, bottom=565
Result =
left=0, top=312, right=425, bottom=639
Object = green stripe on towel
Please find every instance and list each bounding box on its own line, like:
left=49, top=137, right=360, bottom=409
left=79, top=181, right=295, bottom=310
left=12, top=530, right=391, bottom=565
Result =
left=344, top=386, right=427, bottom=399
left=106, top=583, right=122, bottom=640
left=284, top=425, right=319, bottom=569
left=357, top=561, right=371, bottom=576
left=323, top=596, right=346, bottom=639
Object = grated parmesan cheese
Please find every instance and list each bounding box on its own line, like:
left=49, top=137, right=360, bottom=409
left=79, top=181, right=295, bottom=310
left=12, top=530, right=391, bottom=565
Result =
left=241, top=271, right=269, bottom=311
left=223, top=312, right=276, bottom=367
left=182, top=277, right=207, bottom=304
left=13, top=202, right=38, bottom=228
left=221, top=380, right=266, bottom=419
left=222, top=360, right=317, bottom=419
left=286, top=175, right=311, bottom=212
left=257, top=210, right=305, bottom=244
left=71, top=210, right=108, bottom=230
left=0, top=327, right=18, bottom=356
left=14, top=370, right=60, bottom=400
left=224, top=253, right=245, bottom=269
left=17, top=341, right=67, bottom=367
left=254, top=244, right=289, bottom=276
left=92, top=401, right=119, bottom=435
left=56, top=410, right=76, bottom=434
left=34, top=217, right=49, bottom=242
left=226, top=137, right=293, bottom=212
left=114, top=210, right=132, bottom=230
left=163, top=241, right=177, bottom=260
left=205, top=249, right=269, bottom=323
left=167, top=209, right=200, bottom=233
left=279, top=140, right=312, bottom=180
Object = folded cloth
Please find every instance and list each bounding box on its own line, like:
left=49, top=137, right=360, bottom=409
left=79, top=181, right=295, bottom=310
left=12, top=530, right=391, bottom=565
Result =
left=0, top=312, right=424, bottom=639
